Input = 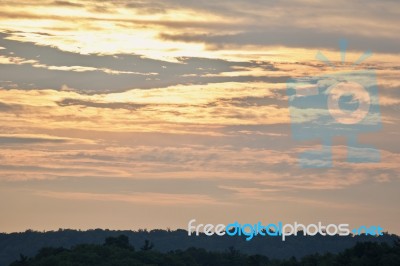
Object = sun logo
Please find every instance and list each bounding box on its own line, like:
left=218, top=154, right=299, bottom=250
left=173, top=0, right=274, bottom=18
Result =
left=287, top=40, right=381, bottom=168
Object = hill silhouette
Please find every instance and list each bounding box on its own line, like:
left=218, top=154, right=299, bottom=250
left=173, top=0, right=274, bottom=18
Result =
left=8, top=234, right=400, bottom=266
left=0, top=229, right=398, bottom=266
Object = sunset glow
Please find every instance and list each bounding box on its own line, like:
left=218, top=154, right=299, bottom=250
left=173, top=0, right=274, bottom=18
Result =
left=0, top=0, right=399, bottom=234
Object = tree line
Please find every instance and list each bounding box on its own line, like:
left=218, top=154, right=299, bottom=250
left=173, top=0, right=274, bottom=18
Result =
left=9, top=235, right=400, bottom=266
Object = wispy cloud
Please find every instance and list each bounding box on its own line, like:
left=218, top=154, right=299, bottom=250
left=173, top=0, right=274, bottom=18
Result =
left=35, top=190, right=221, bottom=205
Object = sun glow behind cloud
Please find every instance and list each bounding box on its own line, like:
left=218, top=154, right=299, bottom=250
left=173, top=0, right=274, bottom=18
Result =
left=0, top=0, right=232, bottom=61
left=2, top=0, right=398, bottom=63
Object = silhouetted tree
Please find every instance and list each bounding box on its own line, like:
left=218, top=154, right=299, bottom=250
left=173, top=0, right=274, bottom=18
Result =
left=104, top=235, right=133, bottom=250
left=140, top=239, right=154, bottom=251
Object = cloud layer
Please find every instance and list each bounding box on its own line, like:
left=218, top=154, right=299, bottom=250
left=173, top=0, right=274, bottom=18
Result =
left=0, top=0, right=399, bottom=234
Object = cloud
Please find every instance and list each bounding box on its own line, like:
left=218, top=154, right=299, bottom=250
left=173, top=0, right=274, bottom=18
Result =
left=0, top=32, right=289, bottom=92
left=52, top=0, right=84, bottom=8
left=35, top=190, right=221, bottom=205
left=1, top=0, right=399, bottom=63
left=0, top=134, right=93, bottom=144
left=218, top=185, right=357, bottom=209
left=0, top=101, right=22, bottom=112
left=160, top=30, right=400, bottom=54
left=56, top=98, right=148, bottom=110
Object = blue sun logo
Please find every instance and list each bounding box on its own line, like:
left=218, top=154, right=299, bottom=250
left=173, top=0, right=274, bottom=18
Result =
left=287, top=40, right=381, bottom=168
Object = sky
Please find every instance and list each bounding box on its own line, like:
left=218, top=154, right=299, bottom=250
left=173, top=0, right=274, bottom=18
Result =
left=0, top=0, right=399, bottom=234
